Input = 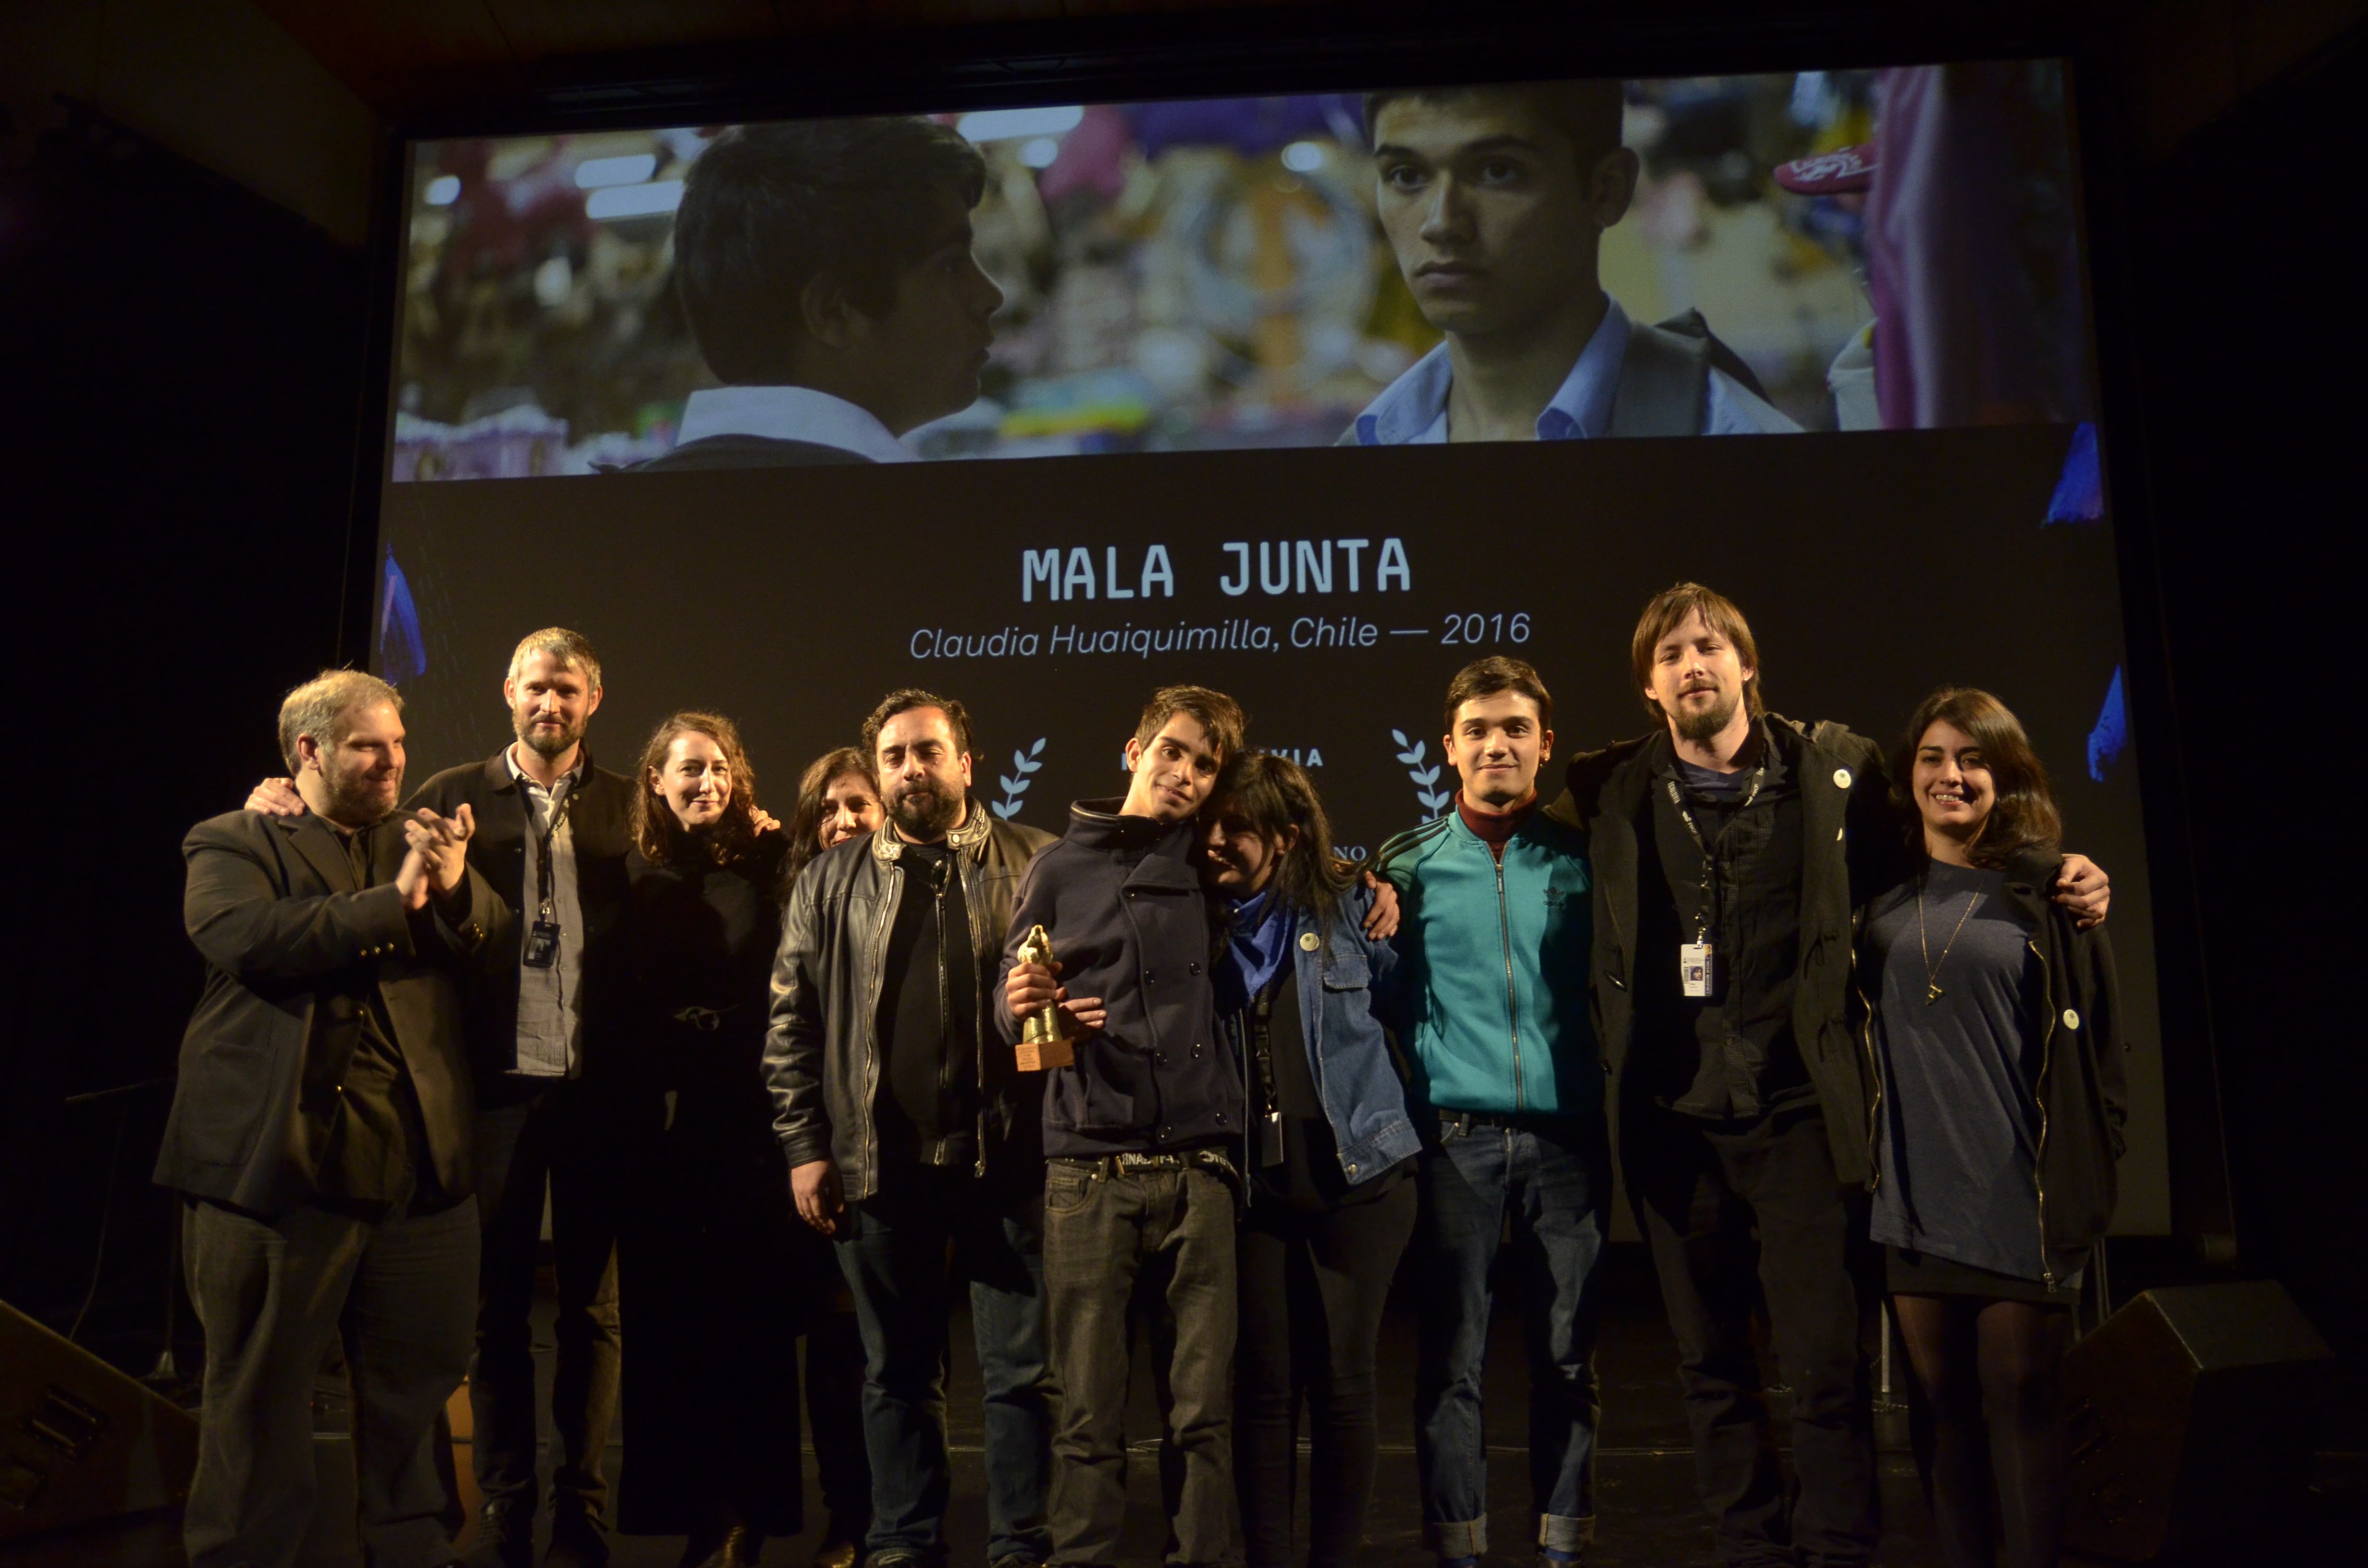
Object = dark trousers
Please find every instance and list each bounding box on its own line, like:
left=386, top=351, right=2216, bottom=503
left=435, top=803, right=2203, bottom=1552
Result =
left=1624, top=1100, right=1878, bottom=1568
left=616, top=1096, right=846, bottom=1539
left=472, top=1077, right=635, bottom=1525
left=182, top=1195, right=478, bottom=1568
left=1412, top=1116, right=1610, bottom=1558
left=804, top=1304, right=874, bottom=1541
left=1043, top=1161, right=1238, bottom=1568
left=835, top=1166, right=1052, bottom=1564
left=1234, top=1176, right=1417, bottom=1568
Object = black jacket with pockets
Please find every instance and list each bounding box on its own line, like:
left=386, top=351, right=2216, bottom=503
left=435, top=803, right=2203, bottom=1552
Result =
left=994, top=799, right=1241, bottom=1159
left=1554, top=716, right=1905, bottom=1185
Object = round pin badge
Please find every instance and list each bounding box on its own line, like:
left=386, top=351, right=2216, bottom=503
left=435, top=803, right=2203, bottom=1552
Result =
left=1833, top=767, right=1853, bottom=789
left=2062, top=1008, right=2081, bottom=1030
left=1299, top=931, right=1321, bottom=951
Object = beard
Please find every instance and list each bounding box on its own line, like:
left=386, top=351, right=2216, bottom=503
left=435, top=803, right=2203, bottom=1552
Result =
left=515, top=711, right=584, bottom=760
left=887, top=778, right=963, bottom=840
left=1671, top=686, right=1741, bottom=744
left=321, top=759, right=399, bottom=825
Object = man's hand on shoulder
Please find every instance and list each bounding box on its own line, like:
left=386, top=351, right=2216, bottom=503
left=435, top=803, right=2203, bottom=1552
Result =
left=246, top=777, right=304, bottom=816
left=1360, top=870, right=1401, bottom=939
left=2055, top=853, right=2109, bottom=931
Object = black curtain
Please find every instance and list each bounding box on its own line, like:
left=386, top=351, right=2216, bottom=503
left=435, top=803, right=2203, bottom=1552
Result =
left=0, top=103, right=371, bottom=1370
left=2115, top=27, right=2368, bottom=1384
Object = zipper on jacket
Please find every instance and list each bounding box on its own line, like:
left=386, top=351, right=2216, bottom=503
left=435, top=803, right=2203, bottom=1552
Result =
left=860, top=860, right=899, bottom=1199
left=1852, top=946, right=1883, bottom=1193
left=960, top=847, right=989, bottom=1180
left=2029, top=938, right=2058, bottom=1290
left=933, top=865, right=955, bottom=1163
left=1496, top=855, right=1523, bottom=1110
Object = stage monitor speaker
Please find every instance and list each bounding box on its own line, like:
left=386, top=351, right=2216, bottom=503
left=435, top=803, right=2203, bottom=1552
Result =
left=0, top=1298, right=198, bottom=1542
left=2063, top=1280, right=2331, bottom=1561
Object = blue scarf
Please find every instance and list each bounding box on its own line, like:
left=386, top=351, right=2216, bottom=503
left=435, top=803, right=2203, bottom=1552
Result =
left=1216, top=886, right=1295, bottom=1016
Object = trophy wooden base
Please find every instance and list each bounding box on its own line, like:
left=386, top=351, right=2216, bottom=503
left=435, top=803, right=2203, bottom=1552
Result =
left=1015, top=1035, right=1075, bottom=1072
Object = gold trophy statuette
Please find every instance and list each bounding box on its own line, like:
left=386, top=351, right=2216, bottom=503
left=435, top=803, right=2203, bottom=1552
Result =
left=1014, top=924, right=1075, bottom=1072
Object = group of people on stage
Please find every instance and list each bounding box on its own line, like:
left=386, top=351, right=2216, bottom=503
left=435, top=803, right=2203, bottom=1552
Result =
left=160, top=582, right=2125, bottom=1568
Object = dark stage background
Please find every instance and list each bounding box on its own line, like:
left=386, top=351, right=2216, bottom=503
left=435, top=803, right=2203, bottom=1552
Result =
left=3, top=1, right=2362, bottom=1537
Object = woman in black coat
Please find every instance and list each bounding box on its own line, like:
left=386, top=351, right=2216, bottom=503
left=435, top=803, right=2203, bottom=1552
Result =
left=612, top=714, right=866, bottom=1568
left=1860, top=687, right=2125, bottom=1568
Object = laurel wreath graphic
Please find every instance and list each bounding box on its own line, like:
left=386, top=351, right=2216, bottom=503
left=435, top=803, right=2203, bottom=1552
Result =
left=993, top=738, right=1048, bottom=821
left=1391, top=729, right=1453, bottom=818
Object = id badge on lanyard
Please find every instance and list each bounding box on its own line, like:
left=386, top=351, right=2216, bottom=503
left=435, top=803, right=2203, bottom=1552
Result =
left=522, top=785, right=569, bottom=969
left=1665, top=769, right=1755, bottom=1004
left=1681, top=941, right=1714, bottom=998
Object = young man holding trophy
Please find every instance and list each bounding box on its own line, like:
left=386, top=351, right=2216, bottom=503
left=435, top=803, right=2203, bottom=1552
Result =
left=999, top=686, right=1249, bottom=1568
left=765, top=688, right=1060, bottom=1568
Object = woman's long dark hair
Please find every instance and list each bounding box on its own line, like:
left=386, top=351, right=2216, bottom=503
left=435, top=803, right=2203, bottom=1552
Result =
left=1208, top=751, right=1357, bottom=929
left=633, top=710, right=765, bottom=870
left=1892, top=687, right=2062, bottom=869
left=785, top=746, right=877, bottom=883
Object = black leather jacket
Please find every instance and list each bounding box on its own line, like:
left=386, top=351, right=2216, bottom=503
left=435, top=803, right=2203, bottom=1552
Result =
left=763, top=801, right=1054, bottom=1200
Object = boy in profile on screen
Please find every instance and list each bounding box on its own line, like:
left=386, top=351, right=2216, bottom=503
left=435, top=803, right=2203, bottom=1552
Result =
left=1344, top=81, right=1800, bottom=445
left=640, top=117, right=1004, bottom=469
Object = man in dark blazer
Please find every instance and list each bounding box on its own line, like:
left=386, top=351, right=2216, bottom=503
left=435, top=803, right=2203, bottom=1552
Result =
left=159, top=669, right=510, bottom=1568
left=248, top=627, right=639, bottom=1567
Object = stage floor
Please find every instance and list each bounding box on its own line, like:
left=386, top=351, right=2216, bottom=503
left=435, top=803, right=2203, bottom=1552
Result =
left=3, top=1245, right=2342, bottom=1567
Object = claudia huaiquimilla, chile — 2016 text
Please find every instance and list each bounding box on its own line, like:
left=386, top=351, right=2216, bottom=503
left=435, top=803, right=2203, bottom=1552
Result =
left=906, top=614, right=1398, bottom=661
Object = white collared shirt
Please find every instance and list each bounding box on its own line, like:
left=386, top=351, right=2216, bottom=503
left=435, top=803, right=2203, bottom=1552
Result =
left=675, top=385, right=919, bottom=464
left=1349, top=297, right=1800, bottom=445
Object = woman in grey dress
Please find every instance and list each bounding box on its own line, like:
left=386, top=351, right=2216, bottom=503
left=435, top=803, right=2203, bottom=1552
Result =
left=1859, top=688, right=2125, bottom=1568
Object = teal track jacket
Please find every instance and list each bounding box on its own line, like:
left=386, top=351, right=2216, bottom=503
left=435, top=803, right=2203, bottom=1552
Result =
left=1375, top=806, right=1597, bottom=1116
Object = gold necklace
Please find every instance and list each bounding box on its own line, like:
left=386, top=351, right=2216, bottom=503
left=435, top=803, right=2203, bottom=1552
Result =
left=1916, top=873, right=1981, bottom=1005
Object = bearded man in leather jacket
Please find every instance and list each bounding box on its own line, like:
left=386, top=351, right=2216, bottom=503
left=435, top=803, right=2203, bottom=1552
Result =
left=764, top=689, right=1057, bottom=1568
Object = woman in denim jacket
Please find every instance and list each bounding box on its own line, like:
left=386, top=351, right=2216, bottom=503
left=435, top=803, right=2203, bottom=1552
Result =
left=1203, top=752, right=1421, bottom=1568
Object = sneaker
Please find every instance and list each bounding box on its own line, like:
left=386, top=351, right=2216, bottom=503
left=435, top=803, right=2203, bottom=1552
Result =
left=544, top=1506, right=611, bottom=1568
left=464, top=1504, right=534, bottom=1568
left=989, top=1556, right=1047, bottom=1568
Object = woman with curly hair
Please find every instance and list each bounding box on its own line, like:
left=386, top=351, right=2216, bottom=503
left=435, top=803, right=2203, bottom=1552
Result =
left=610, top=713, right=865, bottom=1568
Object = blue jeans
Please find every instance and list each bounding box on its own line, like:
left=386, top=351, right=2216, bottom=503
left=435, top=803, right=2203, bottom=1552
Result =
left=1412, top=1113, right=1609, bottom=1558
left=836, top=1166, right=1053, bottom=1564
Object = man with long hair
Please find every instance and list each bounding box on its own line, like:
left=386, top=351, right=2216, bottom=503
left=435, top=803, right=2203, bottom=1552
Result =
left=767, top=689, right=1058, bottom=1568
left=1554, top=585, right=2109, bottom=1568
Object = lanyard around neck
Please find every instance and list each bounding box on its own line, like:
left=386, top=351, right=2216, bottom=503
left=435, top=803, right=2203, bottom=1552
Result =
left=1663, top=758, right=1764, bottom=943
left=528, top=778, right=574, bottom=921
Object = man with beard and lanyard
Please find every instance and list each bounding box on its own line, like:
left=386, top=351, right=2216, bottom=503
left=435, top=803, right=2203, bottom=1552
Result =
left=768, top=689, right=1060, bottom=1568
left=249, top=627, right=640, bottom=1568
left=1550, top=584, right=2109, bottom=1568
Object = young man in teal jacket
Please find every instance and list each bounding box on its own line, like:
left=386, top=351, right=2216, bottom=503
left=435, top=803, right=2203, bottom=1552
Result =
left=1376, top=656, right=1604, bottom=1568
